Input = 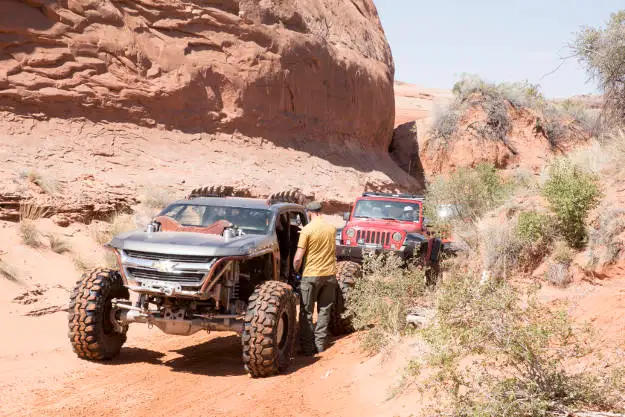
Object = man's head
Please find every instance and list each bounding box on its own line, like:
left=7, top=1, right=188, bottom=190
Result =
left=306, top=201, right=322, bottom=220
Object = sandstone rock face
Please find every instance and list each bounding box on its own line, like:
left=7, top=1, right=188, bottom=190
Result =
left=0, top=0, right=395, bottom=151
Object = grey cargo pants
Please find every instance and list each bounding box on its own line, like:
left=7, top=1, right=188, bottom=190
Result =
left=299, top=275, right=337, bottom=354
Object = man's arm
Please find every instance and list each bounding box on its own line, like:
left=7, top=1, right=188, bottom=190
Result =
left=293, top=247, right=306, bottom=273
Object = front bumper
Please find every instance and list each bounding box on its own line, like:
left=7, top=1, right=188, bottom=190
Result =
left=336, top=243, right=417, bottom=261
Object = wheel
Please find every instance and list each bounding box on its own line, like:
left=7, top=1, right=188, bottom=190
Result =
left=67, top=268, right=129, bottom=360
left=242, top=280, right=297, bottom=377
left=330, top=261, right=361, bottom=335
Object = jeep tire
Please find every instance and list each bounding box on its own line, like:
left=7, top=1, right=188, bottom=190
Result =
left=68, top=268, right=130, bottom=360
left=330, top=261, right=362, bottom=335
left=242, top=280, right=297, bottom=377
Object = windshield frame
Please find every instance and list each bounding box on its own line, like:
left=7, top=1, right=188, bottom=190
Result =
left=159, top=203, right=275, bottom=235
left=351, top=198, right=423, bottom=223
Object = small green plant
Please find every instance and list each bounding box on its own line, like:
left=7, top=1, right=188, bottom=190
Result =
left=346, top=253, right=427, bottom=353
left=516, top=210, right=557, bottom=272
left=541, top=159, right=602, bottom=248
left=48, top=234, right=71, bottom=254
left=423, top=274, right=624, bottom=417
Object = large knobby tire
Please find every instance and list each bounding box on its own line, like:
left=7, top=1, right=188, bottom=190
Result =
left=68, top=268, right=129, bottom=361
left=242, top=280, right=297, bottom=378
left=330, top=261, right=361, bottom=335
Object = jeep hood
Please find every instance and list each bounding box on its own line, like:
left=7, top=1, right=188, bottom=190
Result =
left=109, top=231, right=274, bottom=257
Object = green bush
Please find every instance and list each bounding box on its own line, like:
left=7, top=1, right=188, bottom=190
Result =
left=541, top=159, right=602, bottom=248
left=345, top=253, right=426, bottom=353
left=426, top=163, right=510, bottom=223
left=517, top=211, right=554, bottom=243
left=517, top=211, right=557, bottom=271
left=423, top=274, right=624, bottom=417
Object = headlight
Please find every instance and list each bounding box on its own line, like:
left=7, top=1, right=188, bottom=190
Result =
left=346, top=228, right=356, bottom=238
left=392, top=232, right=402, bottom=242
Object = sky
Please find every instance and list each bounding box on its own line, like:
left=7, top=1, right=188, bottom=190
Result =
left=374, top=0, right=622, bottom=98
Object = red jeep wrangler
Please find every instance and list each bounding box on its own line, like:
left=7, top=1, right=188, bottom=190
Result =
left=330, top=192, right=443, bottom=334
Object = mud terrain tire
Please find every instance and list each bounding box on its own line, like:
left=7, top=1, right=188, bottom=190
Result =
left=68, top=268, right=129, bottom=360
left=242, top=280, right=297, bottom=377
left=330, top=261, right=362, bottom=335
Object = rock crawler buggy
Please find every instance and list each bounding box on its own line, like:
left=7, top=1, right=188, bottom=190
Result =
left=68, top=187, right=313, bottom=377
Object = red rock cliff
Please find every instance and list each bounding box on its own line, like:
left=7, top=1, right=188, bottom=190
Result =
left=0, top=0, right=395, bottom=151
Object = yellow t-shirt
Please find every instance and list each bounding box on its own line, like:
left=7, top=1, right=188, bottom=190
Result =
left=297, top=217, right=337, bottom=277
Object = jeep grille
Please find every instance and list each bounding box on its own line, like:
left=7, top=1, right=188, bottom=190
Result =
left=357, top=230, right=391, bottom=246
left=127, top=267, right=206, bottom=283
left=123, top=250, right=213, bottom=264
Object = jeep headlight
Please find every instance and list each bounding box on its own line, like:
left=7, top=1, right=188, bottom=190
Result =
left=346, top=228, right=356, bottom=238
left=392, top=232, right=402, bottom=242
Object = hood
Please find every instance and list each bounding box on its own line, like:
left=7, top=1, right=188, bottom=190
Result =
left=345, top=218, right=423, bottom=234
left=109, top=231, right=274, bottom=257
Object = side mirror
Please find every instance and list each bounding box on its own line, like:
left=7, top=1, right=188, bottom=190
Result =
left=342, top=212, right=350, bottom=221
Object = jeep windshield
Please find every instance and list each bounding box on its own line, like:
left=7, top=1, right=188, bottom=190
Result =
left=160, top=204, right=272, bottom=235
left=353, top=200, right=421, bottom=222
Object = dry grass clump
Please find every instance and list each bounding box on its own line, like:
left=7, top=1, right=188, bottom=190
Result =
left=48, top=234, right=71, bottom=254
left=92, top=213, right=136, bottom=245
left=139, top=187, right=172, bottom=210
left=477, top=216, right=523, bottom=278
left=0, top=258, right=18, bottom=282
left=585, top=207, right=625, bottom=269
left=545, top=241, right=575, bottom=287
left=20, top=169, right=59, bottom=195
left=19, top=203, right=49, bottom=247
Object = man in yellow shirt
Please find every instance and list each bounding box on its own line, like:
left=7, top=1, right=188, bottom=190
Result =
left=293, top=201, right=337, bottom=355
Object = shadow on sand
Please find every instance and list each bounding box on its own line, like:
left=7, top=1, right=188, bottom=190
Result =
left=105, top=335, right=319, bottom=377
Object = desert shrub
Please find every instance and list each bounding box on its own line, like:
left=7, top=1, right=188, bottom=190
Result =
left=545, top=241, right=575, bottom=287
left=346, top=253, right=427, bottom=353
left=423, top=274, right=624, bottom=417
left=477, top=216, right=524, bottom=278
left=541, top=159, right=602, bottom=248
left=535, top=105, right=568, bottom=148
left=573, top=10, right=625, bottom=125
left=429, top=101, right=464, bottom=148
left=93, top=213, right=136, bottom=245
left=586, top=207, right=625, bottom=269
left=20, top=169, right=58, bottom=195
left=426, top=163, right=510, bottom=223
left=18, top=202, right=49, bottom=247
left=452, top=74, right=542, bottom=108
left=19, top=221, right=40, bottom=247
left=48, top=234, right=71, bottom=254
left=140, top=187, right=171, bottom=210
left=516, top=210, right=557, bottom=271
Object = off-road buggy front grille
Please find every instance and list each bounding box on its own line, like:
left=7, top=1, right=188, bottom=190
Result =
left=127, top=267, right=206, bottom=283
left=124, top=250, right=213, bottom=264
left=356, top=230, right=391, bottom=246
